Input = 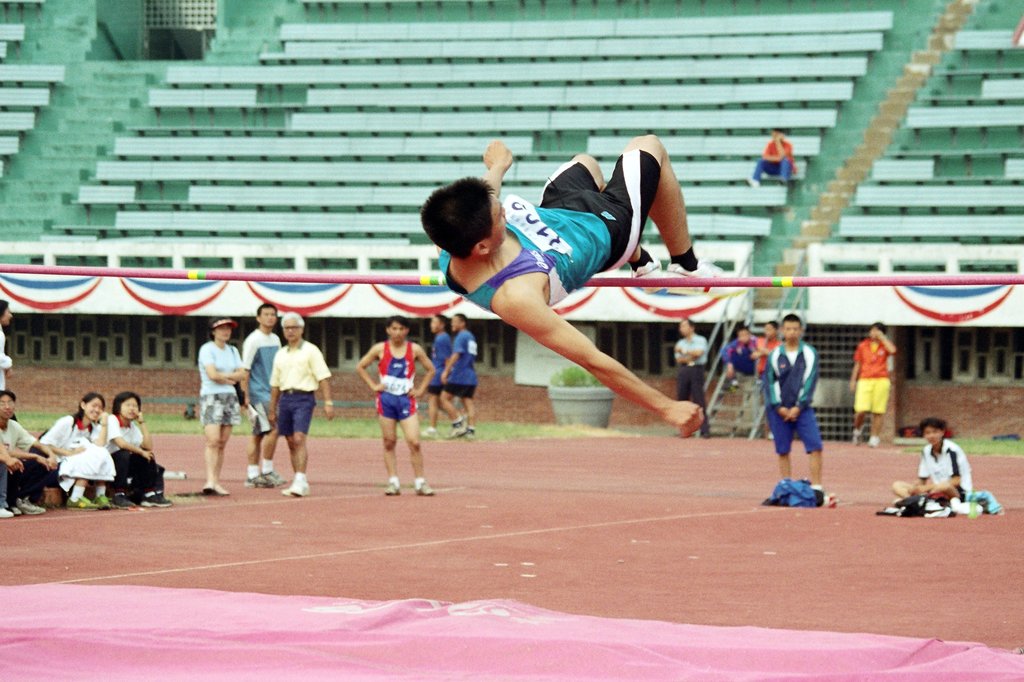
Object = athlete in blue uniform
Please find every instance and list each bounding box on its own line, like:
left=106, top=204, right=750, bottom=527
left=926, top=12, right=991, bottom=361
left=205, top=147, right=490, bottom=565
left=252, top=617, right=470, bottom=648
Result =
left=356, top=315, right=437, bottom=496
left=423, top=314, right=452, bottom=438
left=421, top=135, right=713, bottom=435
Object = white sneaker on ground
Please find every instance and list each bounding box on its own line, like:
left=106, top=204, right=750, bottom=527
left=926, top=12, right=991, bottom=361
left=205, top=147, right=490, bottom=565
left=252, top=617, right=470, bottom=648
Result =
left=746, top=178, right=761, bottom=188
left=421, top=427, right=438, bottom=438
left=868, top=435, right=881, bottom=448
left=0, top=508, right=14, bottom=519
left=282, top=481, right=310, bottom=497
left=16, top=498, right=46, bottom=515
left=852, top=428, right=862, bottom=446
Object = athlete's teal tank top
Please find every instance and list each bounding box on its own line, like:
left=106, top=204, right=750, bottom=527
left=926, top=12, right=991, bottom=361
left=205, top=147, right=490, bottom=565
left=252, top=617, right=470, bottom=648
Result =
left=438, top=194, right=612, bottom=312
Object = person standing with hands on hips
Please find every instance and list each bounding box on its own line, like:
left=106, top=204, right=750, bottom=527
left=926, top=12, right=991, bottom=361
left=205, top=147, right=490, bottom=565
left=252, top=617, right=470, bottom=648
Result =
left=268, top=312, right=333, bottom=498
left=356, top=315, right=437, bottom=496
left=674, top=318, right=710, bottom=438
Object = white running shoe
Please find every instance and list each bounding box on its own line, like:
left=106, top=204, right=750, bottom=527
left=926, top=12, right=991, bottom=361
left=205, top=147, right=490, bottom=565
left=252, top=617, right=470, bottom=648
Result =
left=421, top=427, right=438, bottom=438
left=746, top=178, right=761, bottom=188
left=0, top=508, right=14, bottom=519
left=868, top=435, right=881, bottom=448
left=282, top=481, right=310, bottom=497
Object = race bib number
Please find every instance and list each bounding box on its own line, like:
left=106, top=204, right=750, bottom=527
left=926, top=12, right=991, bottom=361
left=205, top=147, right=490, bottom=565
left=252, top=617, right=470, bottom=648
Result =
left=503, top=195, right=573, bottom=258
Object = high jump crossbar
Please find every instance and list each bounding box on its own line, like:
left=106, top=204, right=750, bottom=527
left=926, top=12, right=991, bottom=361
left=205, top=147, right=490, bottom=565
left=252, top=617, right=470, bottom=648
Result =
left=1, top=263, right=1023, bottom=288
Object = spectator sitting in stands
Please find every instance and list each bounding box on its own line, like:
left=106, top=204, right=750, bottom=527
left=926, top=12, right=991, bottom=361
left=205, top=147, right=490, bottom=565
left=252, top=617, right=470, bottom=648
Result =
left=106, top=391, right=172, bottom=509
left=0, top=390, right=58, bottom=517
left=29, top=392, right=117, bottom=511
left=720, top=324, right=758, bottom=391
left=747, top=128, right=797, bottom=188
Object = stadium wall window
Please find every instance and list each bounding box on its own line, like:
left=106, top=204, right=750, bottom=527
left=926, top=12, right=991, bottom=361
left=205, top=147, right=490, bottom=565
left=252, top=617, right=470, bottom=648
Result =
left=98, top=340, right=109, bottom=363
left=32, top=339, right=41, bottom=363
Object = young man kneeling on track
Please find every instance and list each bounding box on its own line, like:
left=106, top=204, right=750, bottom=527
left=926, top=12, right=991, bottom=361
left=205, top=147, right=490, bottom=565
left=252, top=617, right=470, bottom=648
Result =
left=421, top=135, right=726, bottom=435
left=892, top=417, right=1003, bottom=515
left=356, top=315, right=436, bottom=497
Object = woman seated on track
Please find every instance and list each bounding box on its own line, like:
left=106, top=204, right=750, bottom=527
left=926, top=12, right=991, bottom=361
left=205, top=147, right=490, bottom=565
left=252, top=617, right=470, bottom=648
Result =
left=29, top=392, right=118, bottom=511
left=105, top=391, right=172, bottom=509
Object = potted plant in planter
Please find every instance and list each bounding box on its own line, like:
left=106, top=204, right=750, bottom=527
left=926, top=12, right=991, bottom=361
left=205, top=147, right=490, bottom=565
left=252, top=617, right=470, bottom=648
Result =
left=547, top=365, right=615, bottom=428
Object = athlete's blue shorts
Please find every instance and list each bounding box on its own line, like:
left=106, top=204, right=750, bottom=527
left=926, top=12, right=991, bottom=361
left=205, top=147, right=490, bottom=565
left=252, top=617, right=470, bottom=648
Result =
left=767, top=406, right=824, bottom=455
left=377, top=392, right=416, bottom=421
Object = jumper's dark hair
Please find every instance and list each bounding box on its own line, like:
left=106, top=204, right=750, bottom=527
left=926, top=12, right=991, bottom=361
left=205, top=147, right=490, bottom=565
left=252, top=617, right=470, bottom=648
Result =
left=420, top=177, right=496, bottom=258
left=0, top=389, right=15, bottom=402
left=919, top=416, right=947, bottom=433
left=386, top=315, right=410, bottom=329
left=782, top=313, right=803, bottom=327
left=870, top=321, right=888, bottom=335
left=73, top=392, right=105, bottom=423
left=432, top=313, right=451, bottom=334
left=112, top=391, right=142, bottom=416
left=257, top=302, right=278, bottom=316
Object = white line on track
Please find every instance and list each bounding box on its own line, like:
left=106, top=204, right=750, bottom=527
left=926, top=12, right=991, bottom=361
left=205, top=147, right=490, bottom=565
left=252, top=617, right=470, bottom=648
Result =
left=52, top=507, right=767, bottom=585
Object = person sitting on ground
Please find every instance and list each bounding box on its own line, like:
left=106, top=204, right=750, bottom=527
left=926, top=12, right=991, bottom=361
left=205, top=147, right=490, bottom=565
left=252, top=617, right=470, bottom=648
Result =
left=29, top=392, right=117, bottom=511
left=0, top=390, right=58, bottom=517
left=106, top=391, right=172, bottom=509
left=421, top=135, right=717, bottom=435
left=356, top=315, right=437, bottom=497
left=892, top=417, right=1002, bottom=515
left=747, top=128, right=797, bottom=188
left=720, top=324, right=758, bottom=390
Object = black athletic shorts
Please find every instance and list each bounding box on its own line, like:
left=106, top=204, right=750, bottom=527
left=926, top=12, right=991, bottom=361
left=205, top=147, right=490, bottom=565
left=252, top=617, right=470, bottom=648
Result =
left=443, top=383, right=476, bottom=399
left=427, top=384, right=443, bottom=396
left=539, top=149, right=661, bottom=272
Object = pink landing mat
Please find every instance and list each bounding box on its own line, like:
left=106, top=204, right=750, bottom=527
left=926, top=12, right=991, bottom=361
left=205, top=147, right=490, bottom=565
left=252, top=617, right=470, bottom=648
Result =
left=3, top=584, right=1023, bottom=681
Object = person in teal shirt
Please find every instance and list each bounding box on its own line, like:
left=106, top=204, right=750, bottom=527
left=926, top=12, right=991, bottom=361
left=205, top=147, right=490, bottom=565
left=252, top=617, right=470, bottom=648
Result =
left=421, top=135, right=723, bottom=435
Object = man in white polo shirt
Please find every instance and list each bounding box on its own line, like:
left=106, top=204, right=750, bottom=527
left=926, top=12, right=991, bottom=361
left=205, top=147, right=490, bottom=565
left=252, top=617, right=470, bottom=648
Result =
left=268, top=312, right=334, bottom=497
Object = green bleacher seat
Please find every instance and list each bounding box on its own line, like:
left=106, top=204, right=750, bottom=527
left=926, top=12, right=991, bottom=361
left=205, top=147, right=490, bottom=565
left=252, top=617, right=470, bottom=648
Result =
left=0, top=135, right=17, bottom=154
left=0, top=87, right=48, bottom=106
left=0, top=111, right=32, bottom=130
left=77, top=185, right=136, bottom=205
left=0, top=158, right=4, bottom=176
left=838, top=215, right=1023, bottom=239
left=279, top=12, right=893, bottom=41
left=90, top=159, right=761, bottom=184
left=166, top=57, right=867, bottom=86
left=264, top=32, right=884, bottom=62
left=148, top=88, right=258, bottom=108
left=904, top=106, right=1024, bottom=128
left=1005, top=159, right=1024, bottom=179
left=0, top=24, right=25, bottom=42
left=981, top=79, right=1024, bottom=101
left=113, top=135, right=534, bottom=158
left=870, top=159, right=934, bottom=181
left=114, top=210, right=417, bottom=240
left=952, top=30, right=1015, bottom=50
left=290, top=109, right=838, bottom=133
left=854, top=185, right=1024, bottom=208
left=587, top=135, right=822, bottom=158
left=302, top=82, right=854, bottom=109
left=0, top=64, right=64, bottom=82
left=184, top=184, right=786, bottom=208
left=111, top=209, right=769, bottom=239
left=0, top=41, right=7, bottom=59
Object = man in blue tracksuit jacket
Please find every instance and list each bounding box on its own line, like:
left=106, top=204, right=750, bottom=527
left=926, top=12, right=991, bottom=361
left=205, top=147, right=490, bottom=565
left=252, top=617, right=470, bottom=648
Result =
left=764, top=313, right=824, bottom=489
